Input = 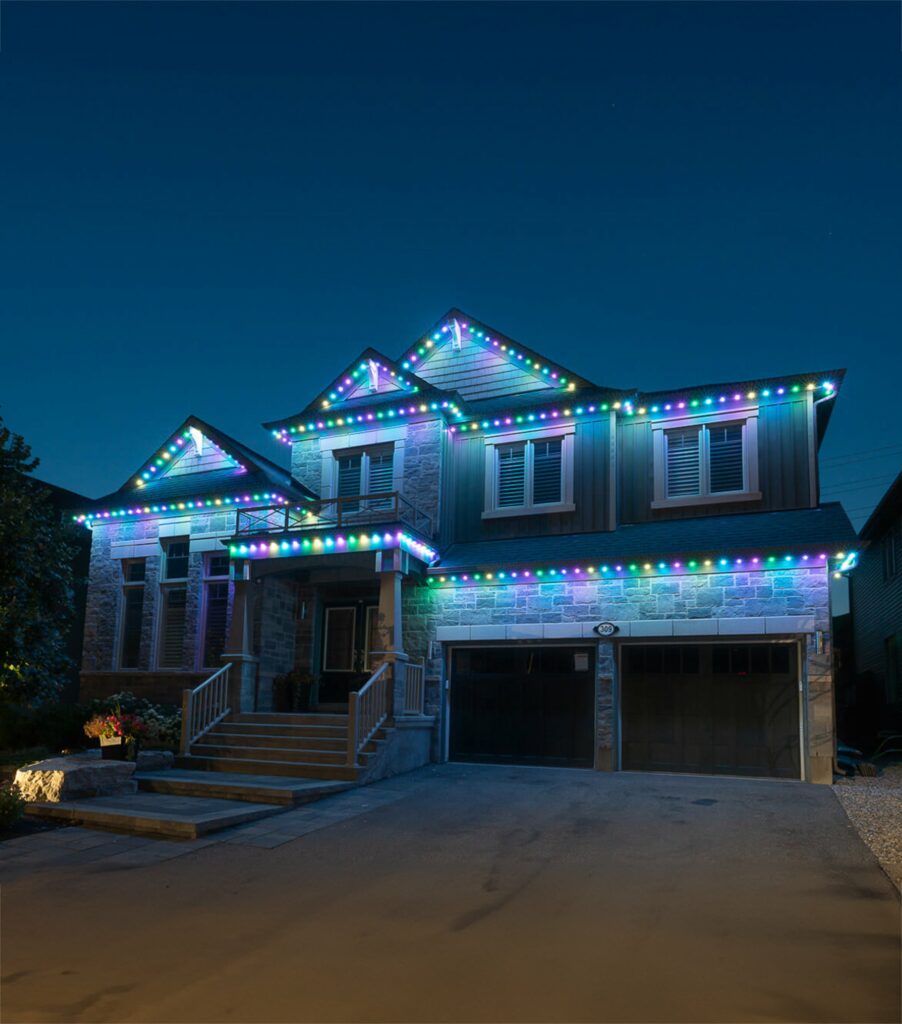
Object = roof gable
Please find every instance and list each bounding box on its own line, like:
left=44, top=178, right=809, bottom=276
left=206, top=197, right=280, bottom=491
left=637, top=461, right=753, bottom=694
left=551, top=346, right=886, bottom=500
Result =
left=307, top=349, right=432, bottom=414
left=396, top=309, right=596, bottom=402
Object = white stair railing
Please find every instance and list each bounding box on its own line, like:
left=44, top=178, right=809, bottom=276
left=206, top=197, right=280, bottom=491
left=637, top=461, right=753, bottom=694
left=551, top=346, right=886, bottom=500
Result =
left=180, top=663, right=233, bottom=754
left=346, top=662, right=390, bottom=767
left=403, top=661, right=425, bottom=715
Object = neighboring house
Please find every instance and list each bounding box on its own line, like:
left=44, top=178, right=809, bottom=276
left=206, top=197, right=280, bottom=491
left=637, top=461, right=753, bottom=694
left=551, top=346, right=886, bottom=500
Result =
left=849, top=472, right=902, bottom=723
left=74, top=310, right=857, bottom=784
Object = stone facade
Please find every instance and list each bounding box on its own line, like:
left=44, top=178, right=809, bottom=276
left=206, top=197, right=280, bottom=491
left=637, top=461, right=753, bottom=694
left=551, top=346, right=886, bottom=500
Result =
left=403, top=566, right=834, bottom=782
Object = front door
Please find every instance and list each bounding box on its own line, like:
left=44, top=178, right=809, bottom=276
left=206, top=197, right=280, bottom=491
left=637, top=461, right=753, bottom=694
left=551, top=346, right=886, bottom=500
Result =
left=318, top=602, right=379, bottom=705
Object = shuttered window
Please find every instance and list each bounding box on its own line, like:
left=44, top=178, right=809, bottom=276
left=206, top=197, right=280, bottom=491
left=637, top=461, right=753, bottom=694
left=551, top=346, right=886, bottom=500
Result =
left=163, top=540, right=189, bottom=581
left=662, top=420, right=751, bottom=503
left=367, top=450, right=394, bottom=509
left=120, top=559, right=146, bottom=670
left=532, top=439, right=563, bottom=505
left=158, top=586, right=188, bottom=669
left=334, top=447, right=395, bottom=512
left=336, top=454, right=363, bottom=512
left=497, top=444, right=527, bottom=507
left=708, top=424, right=744, bottom=493
left=202, top=582, right=229, bottom=668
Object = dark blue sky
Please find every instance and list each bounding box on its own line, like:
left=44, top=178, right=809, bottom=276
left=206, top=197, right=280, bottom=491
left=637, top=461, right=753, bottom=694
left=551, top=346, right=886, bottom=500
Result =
left=1, top=2, right=900, bottom=527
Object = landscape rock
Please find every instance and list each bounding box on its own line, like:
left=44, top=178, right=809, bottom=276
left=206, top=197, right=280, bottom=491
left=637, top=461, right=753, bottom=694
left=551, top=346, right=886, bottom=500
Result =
left=136, top=750, right=175, bottom=772
left=14, top=755, right=137, bottom=803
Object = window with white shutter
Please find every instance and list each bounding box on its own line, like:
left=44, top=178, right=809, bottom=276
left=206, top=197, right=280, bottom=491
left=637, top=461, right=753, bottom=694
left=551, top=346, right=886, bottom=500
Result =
left=201, top=553, right=230, bottom=669
left=654, top=414, right=759, bottom=508
left=333, top=446, right=395, bottom=512
left=665, top=428, right=701, bottom=498
left=336, top=453, right=363, bottom=512
left=484, top=428, right=574, bottom=517
left=158, top=538, right=190, bottom=669
left=366, top=449, right=394, bottom=509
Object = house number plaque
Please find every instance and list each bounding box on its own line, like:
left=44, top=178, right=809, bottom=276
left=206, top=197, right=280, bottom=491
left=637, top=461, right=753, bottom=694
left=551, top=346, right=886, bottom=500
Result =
left=593, top=622, right=620, bottom=637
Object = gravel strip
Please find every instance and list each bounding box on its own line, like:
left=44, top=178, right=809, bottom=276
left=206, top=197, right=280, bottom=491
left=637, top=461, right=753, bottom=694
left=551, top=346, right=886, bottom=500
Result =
left=834, top=764, right=902, bottom=891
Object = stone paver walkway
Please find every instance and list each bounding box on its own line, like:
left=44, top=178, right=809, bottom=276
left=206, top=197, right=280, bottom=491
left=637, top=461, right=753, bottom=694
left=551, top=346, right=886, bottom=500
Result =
left=0, top=783, right=410, bottom=880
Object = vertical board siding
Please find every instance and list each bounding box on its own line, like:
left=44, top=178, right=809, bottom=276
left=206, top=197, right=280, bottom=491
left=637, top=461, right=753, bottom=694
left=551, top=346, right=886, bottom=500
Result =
left=851, top=537, right=902, bottom=686
left=618, top=398, right=813, bottom=524
left=447, top=416, right=612, bottom=543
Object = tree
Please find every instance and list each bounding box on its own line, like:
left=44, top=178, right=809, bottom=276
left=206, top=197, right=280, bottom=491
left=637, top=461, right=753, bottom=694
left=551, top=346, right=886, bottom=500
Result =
left=0, top=417, right=78, bottom=704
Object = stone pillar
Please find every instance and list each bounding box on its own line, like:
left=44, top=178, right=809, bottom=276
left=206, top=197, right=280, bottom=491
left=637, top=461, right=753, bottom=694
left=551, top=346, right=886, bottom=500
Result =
left=372, top=554, right=407, bottom=718
left=221, top=559, right=259, bottom=713
left=596, top=641, right=617, bottom=771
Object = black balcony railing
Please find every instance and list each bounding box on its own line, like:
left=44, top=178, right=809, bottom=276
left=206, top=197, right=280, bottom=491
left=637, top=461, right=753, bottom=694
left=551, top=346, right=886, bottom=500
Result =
left=234, top=492, right=433, bottom=540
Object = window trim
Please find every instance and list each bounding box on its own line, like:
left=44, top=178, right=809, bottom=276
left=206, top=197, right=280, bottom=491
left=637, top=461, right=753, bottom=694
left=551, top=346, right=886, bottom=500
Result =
left=198, top=552, right=231, bottom=671
left=482, top=424, right=575, bottom=519
left=331, top=443, right=396, bottom=506
left=117, top=558, right=146, bottom=670
left=651, top=410, right=761, bottom=509
left=155, top=537, right=191, bottom=670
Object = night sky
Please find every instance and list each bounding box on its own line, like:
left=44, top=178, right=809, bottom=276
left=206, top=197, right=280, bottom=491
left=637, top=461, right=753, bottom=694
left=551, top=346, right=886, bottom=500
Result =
left=1, top=2, right=900, bottom=528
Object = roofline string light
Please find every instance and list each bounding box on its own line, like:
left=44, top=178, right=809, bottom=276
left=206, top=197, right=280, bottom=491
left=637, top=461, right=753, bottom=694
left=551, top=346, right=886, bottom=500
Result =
left=401, top=319, right=574, bottom=391
left=426, top=551, right=854, bottom=586
left=271, top=399, right=463, bottom=442
left=135, top=428, right=247, bottom=488
left=73, top=493, right=287, bottom=525
left=450, top=381, right=837, bottom=435
left=229, top=530, right=438, bottom=564
left=322, top=359, right=418, bottom=408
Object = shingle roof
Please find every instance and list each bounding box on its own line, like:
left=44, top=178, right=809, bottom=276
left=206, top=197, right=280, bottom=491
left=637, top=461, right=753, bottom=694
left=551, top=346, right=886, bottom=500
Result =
left=859, top=471, right=902, bottom=541
left=433, top=503, right=857, bottom=570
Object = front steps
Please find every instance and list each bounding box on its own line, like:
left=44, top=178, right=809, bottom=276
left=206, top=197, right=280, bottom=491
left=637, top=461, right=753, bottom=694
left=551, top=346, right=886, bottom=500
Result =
left=137, top=770, right=351, bottom=806
left=177, top=712, right=390, bottom=782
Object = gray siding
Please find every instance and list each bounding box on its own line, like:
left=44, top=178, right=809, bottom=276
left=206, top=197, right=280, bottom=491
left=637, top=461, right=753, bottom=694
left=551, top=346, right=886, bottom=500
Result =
left=851, top=526, right=902, bottom=690
left=618, top=397, right=814, bottom=524
left=445, top=415, right=613, bottom=544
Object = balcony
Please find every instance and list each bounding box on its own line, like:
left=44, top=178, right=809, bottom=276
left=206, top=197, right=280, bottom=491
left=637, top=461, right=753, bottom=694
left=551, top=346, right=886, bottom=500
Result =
left=234, top=492, right=434, bottom=540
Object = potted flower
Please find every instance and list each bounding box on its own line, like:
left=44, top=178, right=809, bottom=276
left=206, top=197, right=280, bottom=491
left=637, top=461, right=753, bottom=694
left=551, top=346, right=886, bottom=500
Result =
left=83, top=710, right=148, bottom=761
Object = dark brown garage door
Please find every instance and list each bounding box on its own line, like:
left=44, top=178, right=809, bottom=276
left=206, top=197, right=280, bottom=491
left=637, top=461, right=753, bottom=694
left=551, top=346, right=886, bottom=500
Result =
left=621, top=643, right=801, bottom=779
left=450, top=646, right=595, bottom=768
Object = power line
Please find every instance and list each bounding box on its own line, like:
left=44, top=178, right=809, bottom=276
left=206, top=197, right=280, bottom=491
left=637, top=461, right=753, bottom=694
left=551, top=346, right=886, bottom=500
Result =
left=822, top=474, right=898, bottom=495
left=821, top=444, right=902, bottom=467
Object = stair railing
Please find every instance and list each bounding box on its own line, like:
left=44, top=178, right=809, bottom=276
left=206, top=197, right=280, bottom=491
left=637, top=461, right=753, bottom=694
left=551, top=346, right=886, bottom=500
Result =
left=180, top=663, right=233, bottom=755
left=347, top=662, right=390, bottom=767
left=403, top=660, right=426, bottom=715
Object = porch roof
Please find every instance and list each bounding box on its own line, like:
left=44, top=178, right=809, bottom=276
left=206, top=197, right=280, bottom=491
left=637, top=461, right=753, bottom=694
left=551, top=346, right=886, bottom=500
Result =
left=431, top=503, right=857, bottom=572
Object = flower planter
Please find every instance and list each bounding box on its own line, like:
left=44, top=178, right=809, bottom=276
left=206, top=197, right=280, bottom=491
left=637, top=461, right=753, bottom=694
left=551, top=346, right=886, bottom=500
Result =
left=99, top=736, right=139, bottom=761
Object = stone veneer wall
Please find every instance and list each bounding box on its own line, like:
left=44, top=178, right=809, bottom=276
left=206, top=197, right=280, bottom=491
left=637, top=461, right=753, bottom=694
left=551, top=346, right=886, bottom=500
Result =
left=80, top=510, right=236, bottom=691
left=403, top=566, right=835, bottom=781
left=255, top=576, right=300, bottom=711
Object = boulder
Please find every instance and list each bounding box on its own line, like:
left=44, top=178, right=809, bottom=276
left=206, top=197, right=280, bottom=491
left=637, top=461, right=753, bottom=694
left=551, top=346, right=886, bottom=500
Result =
left=136, top=750, right=175, bottom=772
left=14, top=754, right=137, bottom=803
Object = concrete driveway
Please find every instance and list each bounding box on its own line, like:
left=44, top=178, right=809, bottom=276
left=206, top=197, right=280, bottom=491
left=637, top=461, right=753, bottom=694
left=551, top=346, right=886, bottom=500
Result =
left=1, top=764, right=899, bottom=1023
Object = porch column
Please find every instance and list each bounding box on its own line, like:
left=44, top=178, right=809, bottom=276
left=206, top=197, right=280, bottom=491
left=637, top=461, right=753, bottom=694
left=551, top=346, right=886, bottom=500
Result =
left=374, top=551, right=408, bottom=719
left=221, top=558, right=259, bottom=712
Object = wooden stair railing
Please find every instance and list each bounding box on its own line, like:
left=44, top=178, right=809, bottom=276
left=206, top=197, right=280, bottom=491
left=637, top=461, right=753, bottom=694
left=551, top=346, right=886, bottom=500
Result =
left=403, top=661, right=426, bottom=715
left=180, top=663, right=233, bottom=755
left=347, top=662, right=390, bottom=767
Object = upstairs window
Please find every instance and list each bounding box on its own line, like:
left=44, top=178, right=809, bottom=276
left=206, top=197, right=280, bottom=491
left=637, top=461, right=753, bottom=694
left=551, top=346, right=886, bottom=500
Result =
left=483, top=428, right=574, bottom=518
left=653, top=413, right=760, bottom=508
left=334, top=446, right=394, bottom=511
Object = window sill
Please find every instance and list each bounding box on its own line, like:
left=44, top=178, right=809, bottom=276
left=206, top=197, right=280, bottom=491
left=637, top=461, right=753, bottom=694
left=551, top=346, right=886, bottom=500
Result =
left=651, top=491, right=762, bottom=510
left=482, top=503, right=576, bottom=520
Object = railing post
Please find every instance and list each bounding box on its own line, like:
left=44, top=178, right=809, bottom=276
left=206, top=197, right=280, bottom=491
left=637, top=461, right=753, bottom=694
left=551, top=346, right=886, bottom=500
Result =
left=180, top=688, right=192, bottom=755
left=347, top=691, right=359, bottom=767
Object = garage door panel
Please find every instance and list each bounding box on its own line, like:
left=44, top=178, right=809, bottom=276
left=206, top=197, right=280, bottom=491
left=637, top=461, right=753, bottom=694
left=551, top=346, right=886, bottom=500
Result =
left=622, top=643, right=800, bottom=780
left=450, top=646, right=595, bottom=768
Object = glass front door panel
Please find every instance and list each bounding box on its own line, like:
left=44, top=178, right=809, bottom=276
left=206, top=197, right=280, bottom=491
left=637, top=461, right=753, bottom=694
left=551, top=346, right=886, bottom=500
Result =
left=323, top=607, right=356, bottom=672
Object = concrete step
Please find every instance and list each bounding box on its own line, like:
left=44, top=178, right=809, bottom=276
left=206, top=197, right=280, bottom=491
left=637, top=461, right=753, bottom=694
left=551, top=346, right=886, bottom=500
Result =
left=25, top=792, right=282, bottom=840
left=136, top=769, right=351, bottom=806
left=209, top=722, right=349, bottom=740
left=175, top=754, right=362, bottom=782
left=202, top=730, right=381, bottom=754
left=190, top=743, right=351, bottom=766
left=230, top=712, right=348, bottom=727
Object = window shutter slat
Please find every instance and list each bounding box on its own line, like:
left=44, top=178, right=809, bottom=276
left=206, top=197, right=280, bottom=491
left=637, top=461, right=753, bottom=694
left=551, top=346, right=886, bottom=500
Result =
left=532, top=439, right=562, bottom=505
left=159, top=587, right=187, bottom=669
left=708, top=424, right=744, bottom=493
left=121, top=588, right=144, bottom=669
left=367, top=450, right=394, bottom=509
left=497, top=445, right=526, bottom=507
left=666, top=428, right=701, bottom=497
left=203, top=581, right=229, bottom=668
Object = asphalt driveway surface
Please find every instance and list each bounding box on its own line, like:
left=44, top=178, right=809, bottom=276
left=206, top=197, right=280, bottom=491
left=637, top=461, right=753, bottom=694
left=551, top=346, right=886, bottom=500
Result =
left=1, top=764, right=899, bottom=1023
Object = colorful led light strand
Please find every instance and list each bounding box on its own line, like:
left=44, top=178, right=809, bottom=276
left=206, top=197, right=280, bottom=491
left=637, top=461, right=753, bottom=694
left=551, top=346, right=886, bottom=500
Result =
left=229, top=530, right=438, bottom=564
left=135, top=429, right=247, bottom=488
left=73, top=493, right=287, bottom=525
left=271, top=398, right=463, bottom=442
left=400, top=319, right=573, bottom=390
left=323, top=359, right=417, bottom=407
left=449, top=381, right=837, bottom=435
left=426, top=551, right=853, bottom=586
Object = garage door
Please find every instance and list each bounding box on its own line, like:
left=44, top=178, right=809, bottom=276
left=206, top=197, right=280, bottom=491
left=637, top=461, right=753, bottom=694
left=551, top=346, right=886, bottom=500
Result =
left=621, top=643, right=800, bottom=779
left=449, top=646, right=595, bottom=768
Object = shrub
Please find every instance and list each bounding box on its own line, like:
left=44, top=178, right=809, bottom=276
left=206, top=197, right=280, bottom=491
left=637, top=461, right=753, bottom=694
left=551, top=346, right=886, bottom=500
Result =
left=0, top=703, right=91, bottom=753
left=0, top=783, right=25, bottom=831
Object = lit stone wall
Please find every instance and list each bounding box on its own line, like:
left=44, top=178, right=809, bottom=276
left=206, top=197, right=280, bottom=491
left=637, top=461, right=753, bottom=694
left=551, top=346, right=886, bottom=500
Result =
left=403, top=566, right=834, bottom=779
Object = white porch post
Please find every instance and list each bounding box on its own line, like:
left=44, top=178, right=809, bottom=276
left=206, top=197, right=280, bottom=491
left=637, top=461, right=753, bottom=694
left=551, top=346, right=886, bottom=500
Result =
left=221, top=558, right=259, bottom=712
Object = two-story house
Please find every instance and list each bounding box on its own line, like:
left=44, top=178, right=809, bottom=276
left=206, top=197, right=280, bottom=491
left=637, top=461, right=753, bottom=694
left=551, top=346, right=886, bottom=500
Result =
left=75, top=310, right=857, bottom=784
